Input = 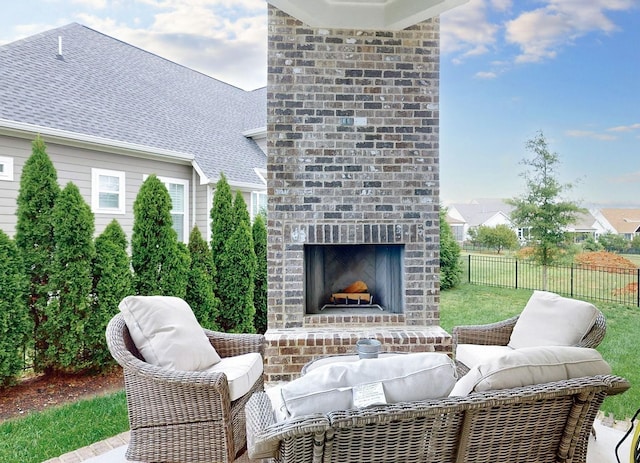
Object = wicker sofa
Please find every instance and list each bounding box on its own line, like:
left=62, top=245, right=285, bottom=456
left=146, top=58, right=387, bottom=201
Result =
left=245, top=374, right=629, bottom=463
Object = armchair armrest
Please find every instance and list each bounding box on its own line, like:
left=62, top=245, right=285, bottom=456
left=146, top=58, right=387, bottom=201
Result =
left=452, top=316, right=518, bottom=349
left=205, top=330, right=265, bottom=358
left=245, top=391, right=331, bottom=460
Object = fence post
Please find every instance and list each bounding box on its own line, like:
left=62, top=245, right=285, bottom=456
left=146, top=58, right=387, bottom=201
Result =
left=570, top=264, right=574, bottom=298
left=637, top=268, right=639, bottom=308
left=515, top=259, right=518, bottom=289
left=468, top=254, right=471, bottom=283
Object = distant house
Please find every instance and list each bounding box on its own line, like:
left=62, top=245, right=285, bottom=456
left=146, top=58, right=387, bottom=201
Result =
left=0, top=23, right=266, bottom=242
left=591, top=208, right=640, bottom=240
left=446, top=199, right=640, bottom=244
left=445, top=199, right=517, bottom=243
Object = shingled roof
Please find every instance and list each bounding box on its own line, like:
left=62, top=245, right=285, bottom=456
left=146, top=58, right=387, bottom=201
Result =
left=0, top=23, right=266, bottom=187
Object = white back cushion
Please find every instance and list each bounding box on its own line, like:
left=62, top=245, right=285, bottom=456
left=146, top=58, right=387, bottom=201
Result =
left=119, top=295, right=221, bottom=371
left=280, top=353, right=457, bottom=419
left=450, top=346, right=611, bottom=396
left=508, top=291, right=599, bottom=349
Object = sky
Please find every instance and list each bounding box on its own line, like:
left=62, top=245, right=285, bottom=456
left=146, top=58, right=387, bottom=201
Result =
left=1, top=0, right=638, bottom=208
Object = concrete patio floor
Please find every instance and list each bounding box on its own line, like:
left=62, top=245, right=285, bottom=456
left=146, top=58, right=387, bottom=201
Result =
left=44, top=416, right=634, bottom=463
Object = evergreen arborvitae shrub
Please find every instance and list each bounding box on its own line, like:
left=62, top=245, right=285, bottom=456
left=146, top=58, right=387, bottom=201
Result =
left=15, top=136, right=60, bottom=372
left=90, top=220, right=133, bottom=369
left=439, top=207, right=463, bottom=290
left=210, top=173, right=235, bottom=267
left=44, top=182, right=96, bottom=373
left=233, top=190, right=252, bottom=230
left=217, top=221, right=257, bottom=333
left=0, top=231, right=31, bottom=386
left=252, top=214, right=268, bottom=334
left=186, top=226, right=220, bottom=330
left=164, top=242, right=191, bottom=299
left=132, top=174, right=184, bottom=296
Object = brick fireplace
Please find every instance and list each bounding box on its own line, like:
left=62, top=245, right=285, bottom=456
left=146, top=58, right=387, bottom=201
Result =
left=264, top=3, right=452, bottom=382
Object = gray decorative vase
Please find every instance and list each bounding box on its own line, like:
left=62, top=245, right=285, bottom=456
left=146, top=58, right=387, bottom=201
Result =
left=356, top=338, right=382, bottom=359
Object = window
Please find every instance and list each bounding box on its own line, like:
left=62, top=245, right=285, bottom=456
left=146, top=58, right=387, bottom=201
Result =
left=156, top=176, right=189, bottom=242
left=251, top=191, right=267, bottom=220
left=91, top=169, right=125, bottom=214
left=0, top=156, right=14, bottom=181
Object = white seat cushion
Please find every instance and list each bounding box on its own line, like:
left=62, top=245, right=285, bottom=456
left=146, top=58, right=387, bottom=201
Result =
left=206, top=352, right=264, bottom=401
left=455, top=344, right=513, bottom=369
left=279, top=353, right=457, bottom=419
left=508, top=291, right=599, bottom=349
left=119, top=295, right=221, bottom=371
left=449, top=346, right=611, bottom=396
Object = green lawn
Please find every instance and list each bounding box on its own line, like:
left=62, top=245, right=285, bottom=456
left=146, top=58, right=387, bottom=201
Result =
left=0, top=391, right=128, bottom=463
left=441, top=283, right=639, bottom=421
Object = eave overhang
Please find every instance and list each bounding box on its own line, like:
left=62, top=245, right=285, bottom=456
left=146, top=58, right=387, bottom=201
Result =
left=267, top=0, right=468, bottom=30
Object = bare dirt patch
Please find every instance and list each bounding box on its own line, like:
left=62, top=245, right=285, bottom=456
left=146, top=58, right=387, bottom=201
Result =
left=0, top=366, right=124, bottom=422
left=575, top=251, right=638, bottom=273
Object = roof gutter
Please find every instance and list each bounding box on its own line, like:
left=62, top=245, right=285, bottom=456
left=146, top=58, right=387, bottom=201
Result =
left=242, top=126, right=267, bottom=139
left=0, top=119, right=194, bottom=163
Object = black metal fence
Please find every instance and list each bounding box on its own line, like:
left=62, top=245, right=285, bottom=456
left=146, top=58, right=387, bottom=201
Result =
left=462, top=254, right=640, bottom=307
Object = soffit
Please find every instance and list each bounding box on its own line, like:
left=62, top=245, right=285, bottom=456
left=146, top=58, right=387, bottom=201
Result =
left=267, top=0, right=468, bottom=30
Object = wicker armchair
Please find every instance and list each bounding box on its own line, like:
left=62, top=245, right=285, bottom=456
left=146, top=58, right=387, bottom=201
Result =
left=453, top=309, right=607, bottom=375
left=246, top=375, right=629, bottom=463
left=106, top=313, right=265, bottom=463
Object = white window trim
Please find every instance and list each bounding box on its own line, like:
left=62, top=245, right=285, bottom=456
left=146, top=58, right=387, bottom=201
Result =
left=251, top=190, right=268, bottom=221
left=0, top=156, right=14, bottom=181
left=152, top=175, right=190, bottom=243
left=91, top=168, right=125, bottom=214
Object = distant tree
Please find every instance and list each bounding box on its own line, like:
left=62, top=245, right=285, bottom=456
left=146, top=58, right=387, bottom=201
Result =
left=186, top=226, right=220, bottom=330
left=132, top=175, right=184, bottom=296
left=90, top=220, right=133, bottom=369
left=440, top=207, right=463, bottom=290
left=14, top=136, right=60, bottom=372
left=598, top=232, right=628, bottom=253
left=466, top=227, right=480, bottom=247
left=0, top=231, right=30, bottom=386
left=630, top=234, right=640, bottom=253
left=252, top=214, right=268, bottom=334
left=475, top=224, right=519, bottom=254
left=43, top=182, right=95, bottom=373
left=507, top=131, right=585, bottom=289
left=582, top=236, right=603, bottom=252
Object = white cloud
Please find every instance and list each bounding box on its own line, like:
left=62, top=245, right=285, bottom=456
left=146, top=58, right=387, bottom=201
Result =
left=442, top=0, right=635, bottom=78
left=607, top=123, right=640, bottom=132
left=610, top=171, right=640, bottom=184
left=474, top=71, right=497, bottom=79
left=506, top=0, right=634, bottom=63
left=565, top=129, right=617, bottom=141
left=76, top=0, right=268, bottom=89
left=71, top=0, right=108, bottom=8
left=440, top=0, right=498, bottom=57
left=490, top=0, right=511, bottom=12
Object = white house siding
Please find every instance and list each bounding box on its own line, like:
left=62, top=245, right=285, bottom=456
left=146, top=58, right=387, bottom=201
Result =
left=193, top=180, right=211, bottom=240
left=0, top=133, right=193, bottom=241
left=0, top=136, right=23, bottom=236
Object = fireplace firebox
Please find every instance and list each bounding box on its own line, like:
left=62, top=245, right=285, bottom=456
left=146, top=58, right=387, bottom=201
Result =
left=305, top=244, right=404, bottom=314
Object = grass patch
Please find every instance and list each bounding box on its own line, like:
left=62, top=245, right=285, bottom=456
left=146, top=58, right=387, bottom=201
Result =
left=441, top=284, right=639, bottom=421
left=0, top=391, right=128, bottom=463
